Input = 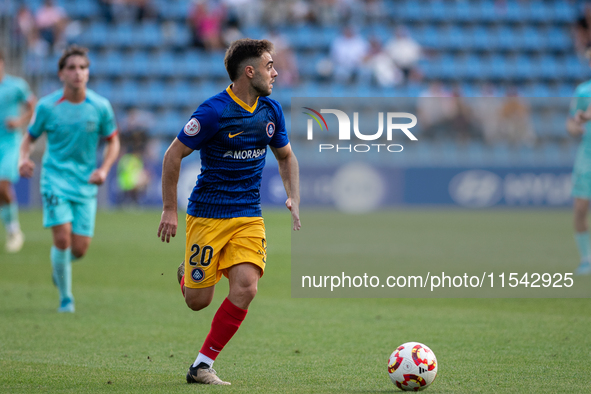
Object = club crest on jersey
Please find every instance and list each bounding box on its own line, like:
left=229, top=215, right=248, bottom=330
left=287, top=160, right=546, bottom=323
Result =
left=86, top=121, right=96, bottom=132
left=191, top=268, right=205, bottom=282
left=184, top=118, right=200, bottom=136
left=266, top=122, right=275, bottom=138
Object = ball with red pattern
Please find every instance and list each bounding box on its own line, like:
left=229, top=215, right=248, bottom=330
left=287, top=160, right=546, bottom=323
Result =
left=387, top=342, right=438, bottom=391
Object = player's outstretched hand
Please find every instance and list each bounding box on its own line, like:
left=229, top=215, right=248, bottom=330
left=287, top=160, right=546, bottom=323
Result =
left=18, top=159, right=35, bottom=178
left=158, top=210, right=178, bottom=243
left=5, top=117, right=21, bottom=130
left=89, top=168, right=108, bottom=185
left=285, top=198, right=301, bottom=231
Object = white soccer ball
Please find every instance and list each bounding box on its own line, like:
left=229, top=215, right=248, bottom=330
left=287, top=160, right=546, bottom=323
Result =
left=388, top=342, right=438, bottom=391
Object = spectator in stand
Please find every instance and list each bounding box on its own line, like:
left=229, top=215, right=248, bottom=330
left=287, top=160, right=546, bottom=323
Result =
left=97, top=0, right=114, bottom=23
left=384, top=27, right=421, bottom=82
left=222, top=0, right=261, bottom=28
left=473, top=83, right=501, bottom=145
left=262, top=0, right=291, bottom=27
left=221, top=16, right=243, bottom=48
left=17, top=5, right=37, bottom=47
left=330, top=26, right=369, bottom=84
left=267, top=29, right=299, bottom=87
left=449, top=86, right=481, bottom=143
left=496, top=89, right=535, bottom=146
left=17, top=5, right=50, bottom=58
left=131, top=0, right=153, bottom=22
left=117, top=108, right=152, bottom=206
left=417, top=82, right=455, bottom=140
left=574, top=5, right=591, bottom=57
left=361, top=36, right=403, bottom=87
left=35, top=0, right=68, bottom=51
left=362, top=0, right=386, bottom=25
left=107, top=0, right=154, bottom=23
left=188, top=0, right=226, bottom=51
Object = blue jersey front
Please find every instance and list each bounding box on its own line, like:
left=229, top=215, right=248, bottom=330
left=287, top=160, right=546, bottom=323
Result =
left=177, top=86, right=289, bottom=218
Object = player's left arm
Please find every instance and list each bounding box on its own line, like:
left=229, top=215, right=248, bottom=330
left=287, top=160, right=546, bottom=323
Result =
left=89, top=133, right=120, bottom=185
left=90, top=100, right=120, bottom=185
left=5, top=92, right=36, bottom=131
left=271, top=143, right=301, bottom=231
left=567, top=92, right=591, bottom=137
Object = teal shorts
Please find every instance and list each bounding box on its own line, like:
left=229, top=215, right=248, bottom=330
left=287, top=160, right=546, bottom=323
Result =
left=42, top=192, right=97, bottom=237
left=0, top=137, right=20, bottom=183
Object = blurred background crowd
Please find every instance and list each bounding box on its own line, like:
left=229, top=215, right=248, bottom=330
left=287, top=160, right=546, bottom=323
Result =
left=0, top=0, right=590, bottom=205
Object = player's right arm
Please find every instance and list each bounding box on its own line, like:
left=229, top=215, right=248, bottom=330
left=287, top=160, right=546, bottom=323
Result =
left=567, top=88, right=591, bottom=137
left=158, top=138, right=193, bottom=243
left=6, top=78, right=36, bottom=131
left=19, top=99, right=47, bottom=178
left=18, top=134, right=36, bottom=178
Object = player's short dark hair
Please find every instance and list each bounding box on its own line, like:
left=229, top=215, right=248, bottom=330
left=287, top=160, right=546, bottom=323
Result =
left=224, top=38, right=274, bottom=81
left=0, top=49, right=4, bottom=62
left=58, top=45, right=90, bottom=71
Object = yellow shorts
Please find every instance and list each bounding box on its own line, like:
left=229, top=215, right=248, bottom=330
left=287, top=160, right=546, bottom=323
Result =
left=184, top=215, right=267, bottom=289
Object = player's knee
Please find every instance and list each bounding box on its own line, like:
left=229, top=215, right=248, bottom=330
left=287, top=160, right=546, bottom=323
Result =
left=54, top=237, right=70, bottom=250
left=0, top=186, right=10, bottom=203
left=72, top=248, right=87, bottom=259
left=232, top=283, right=258, bottom=304
left=185, top=296, right=212, bottom=311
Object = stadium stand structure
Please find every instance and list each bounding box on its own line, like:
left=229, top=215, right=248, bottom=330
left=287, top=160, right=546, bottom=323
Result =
left=12, top=0, right=591, bottom=165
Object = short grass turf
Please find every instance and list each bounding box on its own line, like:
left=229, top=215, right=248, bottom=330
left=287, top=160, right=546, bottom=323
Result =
left=1, top=209, right=590, bottom=393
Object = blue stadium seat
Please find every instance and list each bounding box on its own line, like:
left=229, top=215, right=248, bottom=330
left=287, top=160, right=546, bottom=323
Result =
left=519, top=26, right=543, bottom=52
left=111, top=23, right=135, bottom=48
left=103, top=51, right=124, bottom=77
left=64, top=0, right=99, bottom=19
left=552, top=2, right=577, bottom=23
left=495, top=26, right=518, bottom=51
left=414, top=25, right=438, bottom=48
left=177, top=51, right=203, bottom=78
left=424, top=1, right=447, bottom=22
left=546, top=26, right=572, bottom=51
left=528, top=1, right=552, bottom=23
left=469, top=26, right=491, bottom=50
left=536, top=55, right=560, bottom=81
left=134, top=22, right=162, bottom=48
left=156, top=0, right=189, bottom=20
left=79, top=23, right=109, bottom=48
left=90, top=79, right=113, bottom=99
left=512, top=54, right=533, bottom=81
left=142, top=80, right=166, bottom=107
left=565, top=56, right=588, bottom=80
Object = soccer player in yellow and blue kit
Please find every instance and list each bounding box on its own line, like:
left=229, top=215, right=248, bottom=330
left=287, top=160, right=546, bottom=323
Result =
left=158, top=38, right=300, bottom=385
left=567, top=55, right=591, bottom=275
left=19, top=46, right=120, bottom=312
left=0, top=49, right=36, bottom=253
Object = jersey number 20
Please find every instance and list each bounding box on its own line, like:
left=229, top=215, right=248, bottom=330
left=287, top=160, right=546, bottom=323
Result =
left=189, top=244, right=214, bottom=267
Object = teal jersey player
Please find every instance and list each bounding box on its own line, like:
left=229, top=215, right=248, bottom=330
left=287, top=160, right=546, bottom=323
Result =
left=567, top=76, right=591, bottom=276
left=19, top=46, right=120, bottom=313
left=0, top=52, right=36, bottom=254
left=570, top=79, right=591, bottom=187
left=29, top=88, right=118, bottom=202
left=0, top=75, right=33, bottom=149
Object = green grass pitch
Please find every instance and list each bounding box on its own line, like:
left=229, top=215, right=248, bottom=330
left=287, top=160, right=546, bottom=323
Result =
left=1, top=209, right=590, bottom=393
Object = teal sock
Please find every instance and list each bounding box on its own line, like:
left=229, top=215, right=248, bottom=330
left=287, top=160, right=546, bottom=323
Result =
left=51, top=246, right=73, bottom=303
left=575, top=232, right=591, bottom=263
left=0, top=202, right=20, bottom=233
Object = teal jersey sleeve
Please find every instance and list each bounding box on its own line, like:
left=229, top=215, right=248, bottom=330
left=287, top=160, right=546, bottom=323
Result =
left=570, top=81, right=591, bottom=117
left=16, top=77, right=33, bottom=103
left=0, top=75, right=34, bottom=138
left=99, top=99, right=117, bottom=138
left=28, top=100, right=50, bottom=139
